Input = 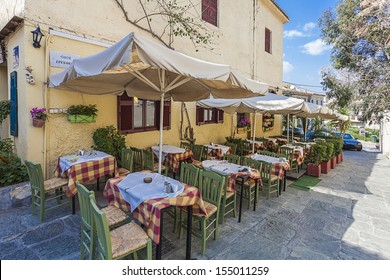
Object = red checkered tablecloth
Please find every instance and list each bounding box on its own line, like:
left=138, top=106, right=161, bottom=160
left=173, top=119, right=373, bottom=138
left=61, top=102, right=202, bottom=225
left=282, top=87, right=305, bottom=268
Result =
left=163, top=150, right=194, bottom=173
left=293, top=150, right=304, bottom=165
left=246, top=155, right=290, bottom=180
left=103, top=176, right=206, bottom=244
left=207, top=147, right=231, bottom=160
left=55, top=156, right=118, bottom=197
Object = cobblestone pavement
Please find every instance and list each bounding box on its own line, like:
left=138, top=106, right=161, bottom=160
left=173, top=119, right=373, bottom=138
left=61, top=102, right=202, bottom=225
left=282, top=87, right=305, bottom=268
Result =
left=1, top=141, right=389, bottom=260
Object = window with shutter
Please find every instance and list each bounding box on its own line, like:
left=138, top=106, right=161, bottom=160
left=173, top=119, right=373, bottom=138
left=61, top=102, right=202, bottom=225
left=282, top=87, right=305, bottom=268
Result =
left=118, top=94, right=171, bottom=134
left=10, top=71, right=18, bottom=136
left=265, top=28, right=272, bottom=54
left=196, top=106, right=223, bottom=125
left=202, top=0, right=218, bottom=26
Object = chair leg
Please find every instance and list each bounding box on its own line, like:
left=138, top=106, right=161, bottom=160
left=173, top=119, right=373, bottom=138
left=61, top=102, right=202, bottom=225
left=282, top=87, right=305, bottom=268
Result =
left=31, top=193, right=36, bottom=215
left=146, top=238, right=153, bottom=260
left=39, top=197, right=45, bottom=221
left=219, top=196, right=226, bottom=224
left=201, top=219, right=207, bottom=255
left=178, top=210, right=184, bottom=239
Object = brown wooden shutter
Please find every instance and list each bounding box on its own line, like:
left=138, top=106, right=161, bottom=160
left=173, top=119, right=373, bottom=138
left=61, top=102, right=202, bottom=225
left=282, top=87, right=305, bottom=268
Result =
left=202, top=0, right=218, bottom=26
left=265, top=28, right=271, bottom=53
left=217, top=109, right=224, bottom=123
left=196, top=106, right=205, bottom=125
left=117, top=93, right=133, bottom=133
left=156, top=100, right=171, bottom=130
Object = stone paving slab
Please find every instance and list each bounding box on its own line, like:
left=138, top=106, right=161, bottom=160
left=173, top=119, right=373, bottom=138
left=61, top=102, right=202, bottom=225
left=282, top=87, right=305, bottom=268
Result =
left=1, top=141, right=390, bottom=260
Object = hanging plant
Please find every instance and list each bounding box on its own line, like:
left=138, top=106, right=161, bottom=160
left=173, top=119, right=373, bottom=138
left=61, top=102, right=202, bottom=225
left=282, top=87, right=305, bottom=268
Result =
left=67, top=104, right=98, bottom=123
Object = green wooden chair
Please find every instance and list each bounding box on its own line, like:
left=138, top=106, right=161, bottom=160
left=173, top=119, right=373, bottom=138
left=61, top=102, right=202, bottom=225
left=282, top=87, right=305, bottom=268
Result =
left=130, top=147, right=143, bottom=172
left=192, top=144, right=208, bottom=161
left=118, top=148, right=134, bottom=176
left=222, top=154, right=241, bottom=164
left=76, top=182, right=131, bottom=260
left=25, top=160, right=73, bottom=221
left=167, top=163, right=202, bottom=232
left=257, top=150, right=276, bottom=157
left=241, top=158, right=262, bottom=209
left=142, top=149, right=168, bottom=175
left=219, top=173, right=236, bottom=224
left=179, top=169, right=225, bottom=255
left=259, top=161, right=279, bottom=199
left=280, top=146, right=298, bottom=172
left=90, top=197, right=152, bottom=260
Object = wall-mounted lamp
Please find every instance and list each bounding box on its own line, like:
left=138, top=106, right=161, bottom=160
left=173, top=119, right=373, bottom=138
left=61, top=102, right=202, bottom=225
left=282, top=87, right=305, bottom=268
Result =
left=31, top=26, right=44, bottom=48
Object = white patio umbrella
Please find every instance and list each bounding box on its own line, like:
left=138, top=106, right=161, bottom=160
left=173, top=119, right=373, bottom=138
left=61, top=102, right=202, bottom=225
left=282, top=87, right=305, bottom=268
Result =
left=197, top=93, right=310, bottom=152
left=49, top=32, right=269, bottom=173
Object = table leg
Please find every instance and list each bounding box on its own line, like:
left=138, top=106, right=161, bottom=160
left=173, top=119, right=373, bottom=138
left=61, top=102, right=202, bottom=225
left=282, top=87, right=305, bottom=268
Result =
left=96, top=177, right=100, bottom=191
left=156, top=208, right=164, bottom=260
left=186, top=205, right=193, bottom=260
left=283, top=174, right=286, bottom=191
left=279, top=179, right=282, bottom=196
left=253, top=179, right=258, bottom=211
left=238, top=176, right=244, bottom=223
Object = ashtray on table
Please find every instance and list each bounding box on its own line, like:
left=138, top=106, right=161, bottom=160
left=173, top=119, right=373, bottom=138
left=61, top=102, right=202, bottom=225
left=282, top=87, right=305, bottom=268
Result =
left=143, top=177, right=153, bottom=183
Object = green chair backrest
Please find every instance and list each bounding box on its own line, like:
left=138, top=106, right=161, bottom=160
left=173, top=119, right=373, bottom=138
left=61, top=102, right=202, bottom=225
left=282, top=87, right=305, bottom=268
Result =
left=25, top=161, right=44, bottom=193
left=223, top=154, right=240, bottom=164
left=259, top=161, right=273, bottom=181
left=142, top=149, right=155, bottom=171
left=242, top=157, right=263, bottom=172
left=131, top=147, right=143, bottom=171
left=90, top=197, right=112, bottom=260
left=277, top=153, right=290, bottom=161
left=179, top=163, right=200, bottom=187
left=280, top=146, right=294, bottom=156
left=258, top=150, right=275, bottom=157
left=121, top=148, right=134, bottom=173
left=76, top=182, right=95, bottom=233
left=224, top=142, right=237, bottom=155
left=193, top=145, right=208, bottom=161
left=198, top=170, right=225, bottom=207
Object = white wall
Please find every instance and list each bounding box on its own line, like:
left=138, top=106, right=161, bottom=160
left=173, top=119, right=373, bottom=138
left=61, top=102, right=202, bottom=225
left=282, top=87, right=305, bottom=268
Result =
left=381, top=111, right=390, bottom=158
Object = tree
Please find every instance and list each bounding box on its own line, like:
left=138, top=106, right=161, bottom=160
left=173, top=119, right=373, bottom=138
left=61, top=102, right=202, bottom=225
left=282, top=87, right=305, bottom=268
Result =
left=319, top=0, right=390, bottom=122
left=114, top=0, right=215, bottom=50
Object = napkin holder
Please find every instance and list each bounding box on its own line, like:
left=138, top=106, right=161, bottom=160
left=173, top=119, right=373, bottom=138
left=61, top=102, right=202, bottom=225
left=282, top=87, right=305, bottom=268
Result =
left=164, top=181, right=173, bottom=193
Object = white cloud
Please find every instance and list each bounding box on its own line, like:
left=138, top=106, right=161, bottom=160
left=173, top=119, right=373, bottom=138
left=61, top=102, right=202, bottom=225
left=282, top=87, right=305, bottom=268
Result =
left=303, top=22, right=316, bottom=32
left=302, top=39, right=332, bottom=55
left=284, top=30, right=305, bottom=38
left=283, top=61, right=294, bottom=74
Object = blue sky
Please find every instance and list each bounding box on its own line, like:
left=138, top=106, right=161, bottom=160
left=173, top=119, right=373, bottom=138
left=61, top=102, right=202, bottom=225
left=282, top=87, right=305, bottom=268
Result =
left=277, top=0, right=340, bottom=94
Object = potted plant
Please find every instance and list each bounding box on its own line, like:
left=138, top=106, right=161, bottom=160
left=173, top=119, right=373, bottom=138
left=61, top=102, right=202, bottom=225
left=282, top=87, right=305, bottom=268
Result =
left=67, top=104, right=98, bottom=123
left=320, top=141, right=334, bottom=174
left=305, top=143, right=325, bottom=177
left=237, top=117, right=251, bottom=134
left=30, top=107, right=47, bottom=128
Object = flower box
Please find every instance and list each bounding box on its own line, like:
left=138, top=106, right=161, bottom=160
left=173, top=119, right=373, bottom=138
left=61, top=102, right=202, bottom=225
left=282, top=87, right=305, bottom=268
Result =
left=331, top=156, right=337, bottom=168
left=321, top=160, right=331, bottom=174
left=67, top=115, right=96, bottom=123
left=307, top=163, right=321, bottom=177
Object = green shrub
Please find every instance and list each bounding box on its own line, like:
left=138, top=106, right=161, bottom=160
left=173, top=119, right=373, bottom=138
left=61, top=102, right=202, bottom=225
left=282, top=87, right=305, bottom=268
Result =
left=319, top=141, right=334, bottom=161
left=92, top=126, right=126, bottom=161
left=306, top=144, right=326, bottom=165
left=0, top=138, right=28, bottom=187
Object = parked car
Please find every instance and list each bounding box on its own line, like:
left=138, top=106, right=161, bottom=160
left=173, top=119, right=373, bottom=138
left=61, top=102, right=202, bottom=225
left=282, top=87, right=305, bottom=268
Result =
left=334, top=132, right=362, bottom=151
left=301, top=130, right=329, bottom=141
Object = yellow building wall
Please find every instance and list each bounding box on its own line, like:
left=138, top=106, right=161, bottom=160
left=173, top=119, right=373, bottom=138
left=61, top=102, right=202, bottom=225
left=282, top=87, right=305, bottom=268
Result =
left=5, top=0, right=287, bottom=176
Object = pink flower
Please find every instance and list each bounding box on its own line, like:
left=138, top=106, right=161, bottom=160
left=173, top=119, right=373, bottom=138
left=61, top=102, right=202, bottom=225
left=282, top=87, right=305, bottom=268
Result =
left=30, top=107, right=47, bottom=120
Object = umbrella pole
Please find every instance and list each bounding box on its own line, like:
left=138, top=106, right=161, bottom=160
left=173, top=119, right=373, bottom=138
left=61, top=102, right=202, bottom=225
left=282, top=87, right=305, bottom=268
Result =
left=292, top=115, right=294, bottom=142
left=304, top=117, right=307, bottom=142
left=252, top=112, right=257, bottom=153
left=158, top=92, right=165, bottom=174
left=287, top=114, right=290, bottom=143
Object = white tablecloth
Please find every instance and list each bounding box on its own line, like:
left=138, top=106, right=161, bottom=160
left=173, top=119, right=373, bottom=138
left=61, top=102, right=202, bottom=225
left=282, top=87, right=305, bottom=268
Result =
left=59, top=151, right=111, bottom=175
left=284, top=145, right=304, bottom=157
left=117, top=172, right=184, bottom=212
left=202, top=160, right=251, bottom=175
left=251, top=154, right=287, bottom=164
left=151, top=145, right=186, bottom=163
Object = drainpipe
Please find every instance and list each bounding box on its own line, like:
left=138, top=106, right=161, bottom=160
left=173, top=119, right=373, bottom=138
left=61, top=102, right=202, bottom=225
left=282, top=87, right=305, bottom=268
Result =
left=42, top=31, right=52, bottom=178
left=252, top=0, right=257, bottom=80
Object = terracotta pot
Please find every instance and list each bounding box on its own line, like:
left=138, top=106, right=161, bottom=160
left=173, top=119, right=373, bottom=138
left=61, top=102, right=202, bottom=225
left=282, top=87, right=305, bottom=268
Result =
left=321, top=160, right=331, bottom=174
left=32, top=118, right=45, bottom=128
left=337, top=153, right=342, bottom=163
left=307, top=163, right=321, bottom=177
left=331, top=157, right=337, bottom=169
left=340, top=152, right=343, bottom=162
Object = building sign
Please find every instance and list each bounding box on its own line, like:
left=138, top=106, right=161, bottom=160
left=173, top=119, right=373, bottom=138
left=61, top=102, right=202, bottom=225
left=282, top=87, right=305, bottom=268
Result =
left=50, top=51, right=80, bottom=68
